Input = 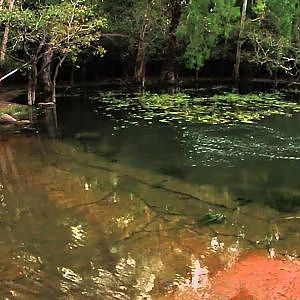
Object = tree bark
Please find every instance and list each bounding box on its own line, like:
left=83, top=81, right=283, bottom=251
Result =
left=0, top=0, right=15, bottom=65
left=27, top=62, right=38, bottom=105
left=134, top=4, right=149, bottom=87
left=234, top=0, right=248, bottom=82
left=41, top=48, right=54, bottom=93
left=160, top=0, right=181, bottom=84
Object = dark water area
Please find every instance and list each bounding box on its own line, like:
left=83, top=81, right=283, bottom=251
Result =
left=1, top=87, right=300, bottom=299
left=56, top=89, right=300, bottom=211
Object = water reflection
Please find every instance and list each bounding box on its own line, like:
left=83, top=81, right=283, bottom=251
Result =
left=0, top=110, right=300, bottom=298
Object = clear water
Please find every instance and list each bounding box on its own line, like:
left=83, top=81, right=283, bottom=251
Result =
left=0, top=88, right=300, bottom=299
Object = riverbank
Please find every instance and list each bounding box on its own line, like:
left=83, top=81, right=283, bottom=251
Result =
left=0, top=88, right=25, bottom=112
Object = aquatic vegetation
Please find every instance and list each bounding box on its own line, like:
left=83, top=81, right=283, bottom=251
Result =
left=198, top=211, right=226, bottom=226
left=92, top=91, right=300, bottom=126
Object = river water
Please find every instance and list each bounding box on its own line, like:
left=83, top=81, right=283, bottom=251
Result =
left=0, top=88, right=300, bottom=299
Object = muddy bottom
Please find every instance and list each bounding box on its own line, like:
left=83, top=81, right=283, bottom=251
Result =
left=0, top=133, right=299, bottom=299
left=163, top=251, right=300, bottom=300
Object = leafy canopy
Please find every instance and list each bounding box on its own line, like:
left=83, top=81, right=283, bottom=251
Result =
left=0, top=0, right=106, bottom=63
left=177, top=0, right=240, bottom=71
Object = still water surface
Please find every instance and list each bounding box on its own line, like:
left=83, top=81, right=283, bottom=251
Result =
left=0, top=88, right=300, bottom=299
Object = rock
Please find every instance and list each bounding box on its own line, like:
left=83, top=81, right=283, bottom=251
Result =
left=0, top=113, right=17, bottom=123
left=17, top=120, right=31, bottom=125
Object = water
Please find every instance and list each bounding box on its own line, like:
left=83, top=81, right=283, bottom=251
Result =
left=0, top=88, right=300, bottom=299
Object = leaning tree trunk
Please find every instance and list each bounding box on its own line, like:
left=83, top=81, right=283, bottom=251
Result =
left=234, top=0, right=248, bottom=82
left=27, top=62, right=38, bottom=105
left=51, top=56, right=66, bottom=103
left=160, top=0, right=181, bottom=84
left=0, top=0, right=15, bottom=65
left=41, top=48, right=54, bottom=93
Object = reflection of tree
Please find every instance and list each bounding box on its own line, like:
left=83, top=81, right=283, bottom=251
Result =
left=0, top=139, right=20, bottom=192
left=39, top=103, right=59, bottom=138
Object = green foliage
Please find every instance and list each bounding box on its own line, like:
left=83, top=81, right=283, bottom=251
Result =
left=252, top=0, right=266, bottom=16
left=177, top=0, right=240, bottom=70
left=101, top=0, right=167, bottom=62
left=0, top=103, right=28, bottom=117
left=1, top=0, right=300, bottom=81
left=0, top=0, right=107, bottom=63
left=245, top=0, right=300, bottom=75
left=265, top=0, right=295, bottom=39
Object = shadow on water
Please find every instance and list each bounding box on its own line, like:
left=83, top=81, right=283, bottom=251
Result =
left=1, top=87, right=300, bottom=298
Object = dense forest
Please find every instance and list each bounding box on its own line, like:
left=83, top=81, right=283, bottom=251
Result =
left=0, top=0, right=299, bottom=104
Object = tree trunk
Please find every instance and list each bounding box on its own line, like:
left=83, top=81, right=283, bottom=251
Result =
left=70, top=63, right=75, bottom=86
left=160, top=0, right=181, bottom=84
left=41, top=48, right=54, bottom=93
left=27, top=63, right=38, bottom=105
left=51, top=56, right=66, bottom=103
left=134, top=4, right=149, bottom=86
left=0, top=0, right=15, bottom=65
left=234, top=0, right=248, bottom=82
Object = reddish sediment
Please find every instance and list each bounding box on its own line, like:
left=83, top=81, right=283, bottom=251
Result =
left=164, top=251, right=300, bottom=300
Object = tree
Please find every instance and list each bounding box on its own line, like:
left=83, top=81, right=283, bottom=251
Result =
left=244, top=0, right=300, bottom=83
left=128, top=0, right=167, bottom=85
left=100, top=0, right=167, bottom=85
left=160, top=0, right=183, bottom=83
left=0, top=0, right=106, bottom=104
left=0, top=0, right=15, bottom=65
left=234, top=0, right=247, bottom=81
left=177, top=0, right=240, bottom=74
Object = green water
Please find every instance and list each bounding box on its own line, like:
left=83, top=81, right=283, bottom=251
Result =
left=0, top=89, right=300, bottom=299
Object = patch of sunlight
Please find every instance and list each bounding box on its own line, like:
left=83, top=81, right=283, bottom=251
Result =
left=210, top=236, right=224, bottom=252
left=190, top=258, right=210, bottom=290
left=59, top=267, right=83, bottom=283
left=115, top=214, right=134, bottom=229
left=58, top=267, right=83, bottom=293
left=69, top=224, right=87, bottom=249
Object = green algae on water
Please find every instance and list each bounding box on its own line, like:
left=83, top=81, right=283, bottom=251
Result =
left=91, top=91, right=300, bottom=125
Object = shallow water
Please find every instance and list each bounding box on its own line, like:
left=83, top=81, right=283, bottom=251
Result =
left=0, top=89, right=300, bottom=299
